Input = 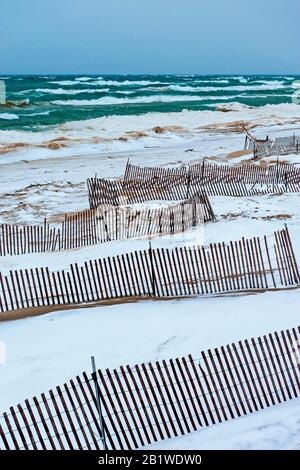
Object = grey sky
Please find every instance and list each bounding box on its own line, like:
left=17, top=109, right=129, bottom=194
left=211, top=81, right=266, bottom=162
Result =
left=1, top=0, right=299, bottom=74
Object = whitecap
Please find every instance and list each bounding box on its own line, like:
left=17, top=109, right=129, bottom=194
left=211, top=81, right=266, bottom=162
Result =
left=81, top=79, right=168, bottom=87
left=161, top=83, right=286, bottom=93
left=0, top=113, right=19, bottom=120
left=250, top=79, right=286, bottom=86
left=51, top=94, right=237, bottom=106
left=276, top=76, right=295, bottom=81
left=192, top=79, right=230, bottom=84
left=230, top=76, right=248, bottom=83
left=23, top=111, right=51, bottom=117
left=36, top=88, right=110, bottom=95
left=50, top=80, right=78, bottom=86
left=75, top=77, right=95, bottom=82
left=115, top=90, right=136, bottom=95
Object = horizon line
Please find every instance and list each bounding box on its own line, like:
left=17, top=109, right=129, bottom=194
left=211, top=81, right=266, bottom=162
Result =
left=1, top=72, right=300, bottom=77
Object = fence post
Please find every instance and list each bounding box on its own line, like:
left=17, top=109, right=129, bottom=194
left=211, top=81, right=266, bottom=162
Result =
left=115, top=206, right=119, bottom=241
left=192, top=199, right=197, bottom=227
left=91, top=356, right=107, bottom=450
left=253, top=142, right=257, bottom=159
left=149, top=242, right=156, bottom=297
left=201, top=157, right=205, bottom=180
left=186, top=168, right=191, bottom=199
left=124, top=158, right=130, bottom=180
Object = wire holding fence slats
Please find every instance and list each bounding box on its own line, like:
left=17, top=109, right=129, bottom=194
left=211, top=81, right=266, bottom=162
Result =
left=0, top=226, right=298, bottom=314
left=1, top=324, right=300, bottom=450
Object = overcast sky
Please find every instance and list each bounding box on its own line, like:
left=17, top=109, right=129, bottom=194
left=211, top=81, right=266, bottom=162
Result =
left=1, top=0, right=299, bottom=75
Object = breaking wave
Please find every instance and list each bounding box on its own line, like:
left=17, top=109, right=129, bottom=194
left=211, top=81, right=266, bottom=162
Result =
left=51, top=94, right=238, bottom=106
left=36, top=88, right=110, bottom=95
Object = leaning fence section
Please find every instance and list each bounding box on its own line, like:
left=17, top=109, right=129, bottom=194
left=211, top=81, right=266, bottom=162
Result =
left=0, top=227, right=298, bottom=314
left=0, top=195, right=213, bottom=257
left=87, top=174, right=217, bottom=206
left=245, top=133, right=300, bottom=158
left=1, top=324, right=300, bottom=450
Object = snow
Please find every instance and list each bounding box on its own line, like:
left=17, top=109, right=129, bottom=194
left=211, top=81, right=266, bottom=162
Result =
left=0, top=110, right=300, bottom=450
left=1, top=289, right=300, bottom=411
left=149, top=398, right=300, bottom=450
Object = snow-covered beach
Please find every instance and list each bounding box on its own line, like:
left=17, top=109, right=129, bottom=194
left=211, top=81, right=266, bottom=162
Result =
left=1, top=102, right=300, bottom=450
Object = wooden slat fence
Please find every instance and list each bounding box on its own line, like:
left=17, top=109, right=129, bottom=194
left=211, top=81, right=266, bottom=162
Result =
left=1, top=324, right=300, bottom=450
left=190, top=160, right=300, bottom=186
left=245, top=133, right=300, bottom=158
left=87, top=175, right=217, bottom=206
left=0, top=195, right=214, bottom=257
left=120, top=161, right=300, bottom=198
left=0, top=227, right=298, bottom=314
left=125, top=160, right=300, bottom=185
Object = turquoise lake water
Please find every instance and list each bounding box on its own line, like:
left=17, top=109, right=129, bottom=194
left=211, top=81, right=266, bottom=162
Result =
left=0, top=74, right=299, bottom=131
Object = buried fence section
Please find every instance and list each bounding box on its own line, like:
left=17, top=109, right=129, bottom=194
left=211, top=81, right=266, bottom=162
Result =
left=0, top=220, right=59, bottom=257
left=1, top=325, right=300, bottom=450
left=0, top=197, right=213, bottom=257
left=0, top=227, right=299, bottom=314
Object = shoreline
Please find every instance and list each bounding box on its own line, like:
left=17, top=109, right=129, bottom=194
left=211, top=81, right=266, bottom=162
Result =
left=1, top=102, right=300, bottom=164
left=0, top=121, right=299, bottom=227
